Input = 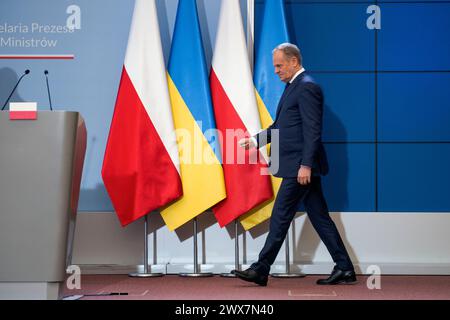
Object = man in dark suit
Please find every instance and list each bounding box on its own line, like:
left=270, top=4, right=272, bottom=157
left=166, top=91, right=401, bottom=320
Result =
left=234, top=43, right=356, bottom=286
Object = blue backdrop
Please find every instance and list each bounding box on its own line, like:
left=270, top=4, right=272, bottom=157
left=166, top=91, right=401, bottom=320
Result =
left=259, top=0, right=450, bottom=211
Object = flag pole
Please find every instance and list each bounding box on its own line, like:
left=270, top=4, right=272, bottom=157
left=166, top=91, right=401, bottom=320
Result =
left=179, top=217, right=213, bottom=277
left=129, top=214, right=164, bottom=277
left=271, top=225, right=305, bottom=278
left=221, top=220, right=240, bottom=277
left=247, top=0, right=254, bottom=70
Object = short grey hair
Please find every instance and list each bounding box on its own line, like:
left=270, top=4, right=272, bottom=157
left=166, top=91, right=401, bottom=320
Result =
left=273, top=43, right=302, bottom=66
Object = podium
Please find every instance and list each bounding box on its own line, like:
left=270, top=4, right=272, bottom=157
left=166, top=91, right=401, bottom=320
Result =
left=0, top=111, right=87, bottom=300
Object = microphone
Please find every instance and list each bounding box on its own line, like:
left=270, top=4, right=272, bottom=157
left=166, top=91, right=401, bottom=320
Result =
left=44, top=70, right=53, bottom=111
left=1, top=69, right=30, bottom=111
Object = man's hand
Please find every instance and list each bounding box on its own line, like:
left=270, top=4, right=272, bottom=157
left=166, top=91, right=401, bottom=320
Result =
left=238, top=137, right=256, bottom=150
left=297, top=165, right=311, bottom=185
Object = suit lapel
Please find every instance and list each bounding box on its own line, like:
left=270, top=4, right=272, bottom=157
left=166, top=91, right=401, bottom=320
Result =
left=273, top=72, right=305, bottom=122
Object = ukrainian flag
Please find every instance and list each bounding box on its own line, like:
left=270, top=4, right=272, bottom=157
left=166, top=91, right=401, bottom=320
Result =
left=160, top=0, right=226, bottom=230
left=239, top=0, right=290, bottom=230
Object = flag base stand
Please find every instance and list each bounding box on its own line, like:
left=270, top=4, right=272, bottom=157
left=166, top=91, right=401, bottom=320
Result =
left=220, top=272, right=237, bottom=278
left=179, top=272, right=213, bottom=278
left=179, top=217, right=214, bottom=278
left=129, top=214, right=165, bottom=278
left=270, top=227, right=305, bottom=278
left=271, top=272, right=305, bottom=278
left=129, top=272, right=164, bottom=278
left=221, top=220, right=240, bottom=278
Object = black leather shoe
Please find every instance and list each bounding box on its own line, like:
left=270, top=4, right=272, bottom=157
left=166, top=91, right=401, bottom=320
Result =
left=316, top=268, right=357, bottom=285
left=232, top=268, right=268, bottom=286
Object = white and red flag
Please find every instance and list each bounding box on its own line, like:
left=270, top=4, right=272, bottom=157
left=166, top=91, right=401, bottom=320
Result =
left=210, top=0, right=273, bottom=227
left=102, top=0, right=182, bottom=226
left=9, top=102, right=37, bottom=120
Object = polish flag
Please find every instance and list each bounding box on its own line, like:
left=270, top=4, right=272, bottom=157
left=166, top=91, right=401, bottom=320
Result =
left=210, top=0, right=273, bottom=227
left=9, top=102, right=37, bottom=120
left=102, top=0, right=182, bottom=227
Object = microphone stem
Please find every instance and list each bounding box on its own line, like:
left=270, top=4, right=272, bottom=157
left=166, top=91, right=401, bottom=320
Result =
left=45, top=75, right=53, bottom=111
left=1, top=73, right=26, bottom=111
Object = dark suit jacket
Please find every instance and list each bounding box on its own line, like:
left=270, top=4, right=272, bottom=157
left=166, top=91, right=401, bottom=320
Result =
left=255, top=72, right=329, bottom=178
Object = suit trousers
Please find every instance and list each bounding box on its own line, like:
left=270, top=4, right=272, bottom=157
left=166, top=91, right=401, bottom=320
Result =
left=250, top=176, right=354, bottom=276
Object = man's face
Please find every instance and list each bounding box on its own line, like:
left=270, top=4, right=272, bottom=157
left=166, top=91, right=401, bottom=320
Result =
left=273, top=50, right=299, bottom=83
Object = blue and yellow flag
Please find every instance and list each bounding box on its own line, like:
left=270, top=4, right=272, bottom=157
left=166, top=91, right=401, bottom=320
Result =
left=160, top=0, right=226, bottom=230
left=240, top=0, right=290, bottom=230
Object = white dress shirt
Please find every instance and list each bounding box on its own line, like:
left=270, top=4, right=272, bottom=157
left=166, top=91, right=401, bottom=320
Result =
left=289, top=67, right=305, bottom=84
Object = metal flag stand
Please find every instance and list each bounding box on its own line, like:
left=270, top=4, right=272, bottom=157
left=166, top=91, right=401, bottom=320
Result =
left=179, top=217, right=213, bottom=277
left=129, top=214, right=164, bottom=278
left=271, top=226, right=305, bottom=278
left=221, top=220, right=240, bottom=277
